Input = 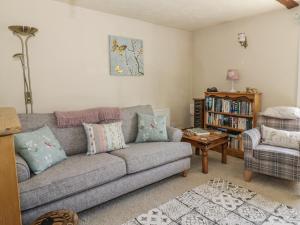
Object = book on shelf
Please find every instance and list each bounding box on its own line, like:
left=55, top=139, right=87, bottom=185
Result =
left=227, top=133, right=241, bottom=150
left=186, top=128, right=210, bottom=136
left=205, top=96, right=252, bottom=115
left=206, top=112, right=252, bottom=130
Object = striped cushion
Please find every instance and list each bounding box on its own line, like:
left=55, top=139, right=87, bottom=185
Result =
left=83, top=122, right=127, bottom=155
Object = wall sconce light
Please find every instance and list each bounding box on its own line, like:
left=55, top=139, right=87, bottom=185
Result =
left=238, top=32, right=248, bottom=48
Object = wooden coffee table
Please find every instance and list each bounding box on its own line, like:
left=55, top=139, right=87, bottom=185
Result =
left=31, top=209, right=78, bottom=225
left=182, top=131, right=228, bottom=174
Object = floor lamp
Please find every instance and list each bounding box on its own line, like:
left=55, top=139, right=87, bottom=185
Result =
left=8, top=25, right=38, bottom=114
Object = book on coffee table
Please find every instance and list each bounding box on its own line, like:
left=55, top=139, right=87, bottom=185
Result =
left=186, top=128, right=210, bottom=136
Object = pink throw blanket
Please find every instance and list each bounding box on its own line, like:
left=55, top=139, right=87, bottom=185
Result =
left=54, top=107, right=121, bottom=128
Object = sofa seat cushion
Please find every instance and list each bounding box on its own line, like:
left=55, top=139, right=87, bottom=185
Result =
left=253, top=144, right=300, bottom=166
left=110, top=142, right=192, bottom=174
left=19, top=153, right=126, bottom=211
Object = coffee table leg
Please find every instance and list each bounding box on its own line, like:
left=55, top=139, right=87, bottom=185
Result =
left=201, top=148, right=208, bottom=174
left=221, top=143, right=227, bottom=164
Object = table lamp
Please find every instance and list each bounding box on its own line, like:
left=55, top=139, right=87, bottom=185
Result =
left=226, top=69, right=240, bottom=92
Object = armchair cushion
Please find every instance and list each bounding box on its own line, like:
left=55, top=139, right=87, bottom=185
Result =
left=253, top=144, right=300, bottom=166
left=261, top=125, right=300, bottom=150
left=167, top=126, right=183, bottom=142
left=16, top=154, right=31, bottom=182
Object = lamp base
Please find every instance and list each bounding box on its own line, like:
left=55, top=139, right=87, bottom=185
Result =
left=229, top=80, right=237, bottom=92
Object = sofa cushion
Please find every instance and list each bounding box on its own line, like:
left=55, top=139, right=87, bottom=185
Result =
left=135, top=113, right=168, bottom=143
left=15, top=125, right=67, bottom=174
left=16, top=154, right=31, bottom=183
left=111, top=142, right=192, bottom=174
left=19, top=153, right=126, bottom=211
left=18, top=113, right=87, bottom=156
left=253, top=144, right=300, bottom=166
left=121, top=105, right=154, bottom=144
left=83, top=122, right=127, bottom=154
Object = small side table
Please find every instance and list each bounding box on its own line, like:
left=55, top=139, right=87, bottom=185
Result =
left=31, top=209, right=78, bottom=225
left=182, top=131, right=228, bottom=174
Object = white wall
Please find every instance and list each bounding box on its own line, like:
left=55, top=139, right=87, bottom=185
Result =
left=192, top=9, right=300, bottom=110
left=0, top=0, right=192, bottom=127
left=2, top=1, right=299, bottom=127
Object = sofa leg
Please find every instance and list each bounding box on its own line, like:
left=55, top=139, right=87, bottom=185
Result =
left=181, top=170, right=188, bottom=177
left=244, top=169, right=253, bottom=182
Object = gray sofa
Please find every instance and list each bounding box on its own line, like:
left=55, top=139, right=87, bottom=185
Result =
left=16, top=105, right=192, bottom=225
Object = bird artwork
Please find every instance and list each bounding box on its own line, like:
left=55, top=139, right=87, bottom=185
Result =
left=111, top=39, right=127, bottom=56
left=109, top=35, right=144, bottom=76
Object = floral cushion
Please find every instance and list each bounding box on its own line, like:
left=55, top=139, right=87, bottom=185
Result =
left=83, top=121, right=127, bottom=155
left=14, top=125, right=67, bottom=174
left=261, top=125, right=300, bottom=150
left=135, top=113, right=168, bottom=143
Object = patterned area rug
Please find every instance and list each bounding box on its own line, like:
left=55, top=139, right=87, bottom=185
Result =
left=121, top=178, right=300, bottom=225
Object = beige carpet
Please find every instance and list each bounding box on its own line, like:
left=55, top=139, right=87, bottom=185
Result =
left=79, top=150, right=300, bottom=225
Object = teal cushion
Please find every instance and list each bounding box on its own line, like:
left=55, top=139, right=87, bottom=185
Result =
left=14, top=125, right=67, bottom=174
left=135, top=113, right=168, bottom=143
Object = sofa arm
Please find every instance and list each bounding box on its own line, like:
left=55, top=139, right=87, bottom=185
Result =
left=167, top=126, right=183, bottom=142
left=242, top=128, right=261, bottom=151
left=16, top=154, right=31, bottom=183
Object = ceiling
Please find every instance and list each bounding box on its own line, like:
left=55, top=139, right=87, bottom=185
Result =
left=55, top=0, right=286, bottom=31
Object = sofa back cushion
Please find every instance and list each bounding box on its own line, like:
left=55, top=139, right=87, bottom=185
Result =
left=121, top=105, right=154, bottom=143
left=18, top=105, right=154, bottom=155
left=18, top=113, right=87, bottom=156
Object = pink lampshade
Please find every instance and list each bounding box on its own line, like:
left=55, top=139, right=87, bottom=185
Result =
left=226, top=69, right=240, bottom=81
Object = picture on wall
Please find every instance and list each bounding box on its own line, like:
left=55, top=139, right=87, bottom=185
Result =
left=109, top=35, right=144, bottom=76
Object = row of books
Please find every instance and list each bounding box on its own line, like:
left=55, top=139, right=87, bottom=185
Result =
left=206, top=112, right=252, bottom=130
left=228, top=134, right=241, bottom=150
left=205, top=97, right=252, bottom=115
